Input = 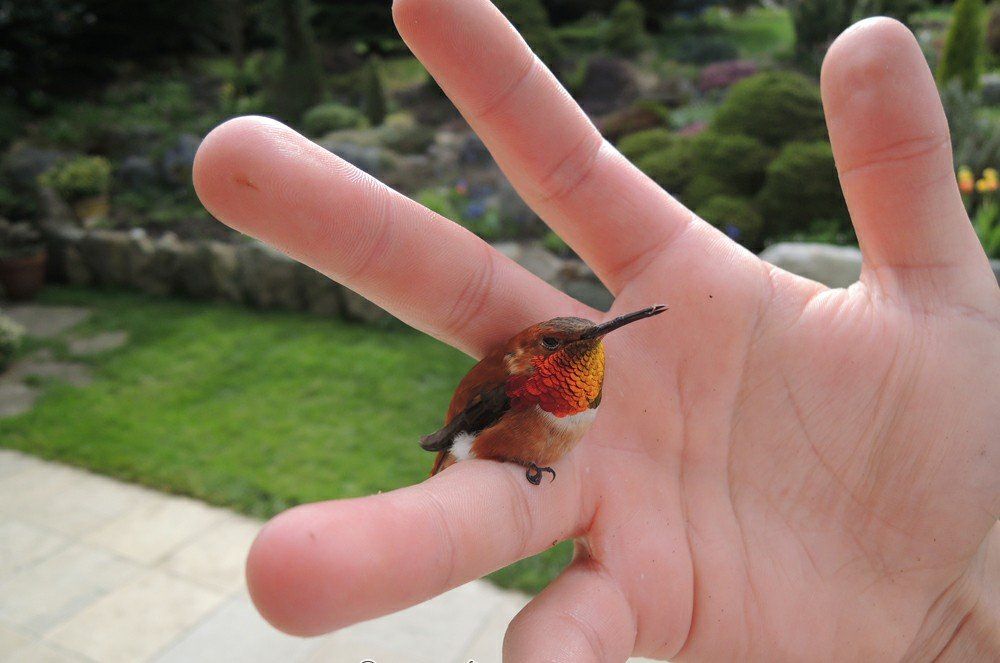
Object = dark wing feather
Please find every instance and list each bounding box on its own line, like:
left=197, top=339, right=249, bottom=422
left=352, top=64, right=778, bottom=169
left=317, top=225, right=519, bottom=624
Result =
left=419, top=383, right=510, bottom=452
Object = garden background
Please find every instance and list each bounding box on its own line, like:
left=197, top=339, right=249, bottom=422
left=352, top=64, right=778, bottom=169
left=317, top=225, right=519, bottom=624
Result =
left=1, top=0, right=999, bottom=594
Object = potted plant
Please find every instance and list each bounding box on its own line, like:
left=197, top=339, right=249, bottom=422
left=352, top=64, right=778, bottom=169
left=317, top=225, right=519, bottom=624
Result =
left=38, top=155, right=112, bottom=226
left=0, top=219, right=47, bottom=300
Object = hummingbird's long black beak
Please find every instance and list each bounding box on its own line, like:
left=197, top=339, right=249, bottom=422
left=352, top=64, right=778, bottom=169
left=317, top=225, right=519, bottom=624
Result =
left=578, top=305, right=668, bottom=340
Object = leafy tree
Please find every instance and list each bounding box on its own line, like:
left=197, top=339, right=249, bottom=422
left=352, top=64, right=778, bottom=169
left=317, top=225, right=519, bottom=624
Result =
left=605, top=0, right=648, bottom=56
left=937, top=0, right=987, bottom=91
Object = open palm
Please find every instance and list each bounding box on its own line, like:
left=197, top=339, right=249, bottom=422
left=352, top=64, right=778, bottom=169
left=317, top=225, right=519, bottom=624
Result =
left=193, top=1, right=999, bottom=660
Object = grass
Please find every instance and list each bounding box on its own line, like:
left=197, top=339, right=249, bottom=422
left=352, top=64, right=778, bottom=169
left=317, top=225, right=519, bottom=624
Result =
left=1, top=287, right=572, bottom=593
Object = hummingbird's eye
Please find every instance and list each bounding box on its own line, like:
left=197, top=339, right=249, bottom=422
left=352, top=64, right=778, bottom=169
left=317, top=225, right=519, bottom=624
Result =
left=541, top=336, right=560, bottom=350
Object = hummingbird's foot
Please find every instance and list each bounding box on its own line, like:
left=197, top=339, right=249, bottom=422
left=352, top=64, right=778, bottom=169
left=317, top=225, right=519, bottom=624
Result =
left=525, top=463, right=556, bottom=485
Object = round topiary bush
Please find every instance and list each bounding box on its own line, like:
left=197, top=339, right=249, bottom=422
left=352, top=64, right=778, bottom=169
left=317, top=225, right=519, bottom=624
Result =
left=301, top=103, right=369, bottom=137
left=756, top=141, right=849, bottom=239
left=687, top=131, right=772, bottom=195
left=617, top=128, right=677, bottom=164
left=682, top=174, right=729, bottom=210
left=712, top=71, right=827, bottom=148
left=636, top=138, right=696, bottom=193
left=696, top=195, right=764, bottom=249
left=38, top=156, right=112, bottom=202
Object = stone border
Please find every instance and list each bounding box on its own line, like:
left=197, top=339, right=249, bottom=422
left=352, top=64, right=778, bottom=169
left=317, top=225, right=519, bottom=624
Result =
left=42, top=226, right=615, bottom=322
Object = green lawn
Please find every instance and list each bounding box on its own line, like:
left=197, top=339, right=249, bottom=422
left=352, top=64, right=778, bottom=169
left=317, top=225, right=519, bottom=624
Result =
left=1, top=287, right=572, bottom=593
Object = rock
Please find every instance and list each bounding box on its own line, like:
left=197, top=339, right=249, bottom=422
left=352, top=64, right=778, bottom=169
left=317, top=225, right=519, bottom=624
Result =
left=597, top=102, right=670, bottom=142
left=317, top=137, right=387, bottom=177
left=161, top=133, right=201, bottom=184
left=4, top=304, right=90, bottom=339
left=0, top=141, right=68, bottom=189
left=575, top=57, right=640, bottom=116
left=117, top=155, right=159, bottom=189
left=759, top=242, right=862, bottom=288
left=237, top=242, right=304, bottom=310
left=174, top=241, right=240, bottom=301
left=458, top=133, right=492, bottom=168
left=298, top=266, right=344, bottom=317
left=37, top=186, right=74, bottom=226
left=142, top=233, right=184, bottom=296
left=503, top=242, right=563, bottom=284
left=341, top=287, right=393, bottom=325
left=0, top=379, right=38, bottom=418
left=44, top=225, right=86, bottom=283
left=79, top=230, right=131, bottom=287
left=381, top=154, right=434, bottom=195
left=981, top=73, right=1000, bottom=106
left=64, top=246, right=91, bottom=286
left=558, top=259, right=613, bottom=311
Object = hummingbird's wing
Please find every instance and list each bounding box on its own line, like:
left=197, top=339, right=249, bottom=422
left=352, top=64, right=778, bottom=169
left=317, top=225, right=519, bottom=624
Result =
left=419, top=383, right=510, bottom=452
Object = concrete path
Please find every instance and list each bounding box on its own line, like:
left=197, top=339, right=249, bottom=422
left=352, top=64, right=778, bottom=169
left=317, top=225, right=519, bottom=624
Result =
left=0, top=451, right=657, bottom=663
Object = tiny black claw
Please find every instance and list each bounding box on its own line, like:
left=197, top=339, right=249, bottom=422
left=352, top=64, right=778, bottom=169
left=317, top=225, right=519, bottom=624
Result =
left=525, top=464, right=542, bottom=485
left=539, top=466, right=556, bottom=483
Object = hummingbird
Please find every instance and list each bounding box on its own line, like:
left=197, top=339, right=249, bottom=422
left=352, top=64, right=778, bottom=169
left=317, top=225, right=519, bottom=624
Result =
left=420, top=305, right=667, bottom=485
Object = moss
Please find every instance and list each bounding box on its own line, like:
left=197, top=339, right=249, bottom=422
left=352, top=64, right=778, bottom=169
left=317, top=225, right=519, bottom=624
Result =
left=713, top=71, right=826, bottom=148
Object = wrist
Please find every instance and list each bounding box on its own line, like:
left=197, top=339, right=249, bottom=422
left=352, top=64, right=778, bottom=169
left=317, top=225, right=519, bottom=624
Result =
left=903, top=523, right=1000, bottom=661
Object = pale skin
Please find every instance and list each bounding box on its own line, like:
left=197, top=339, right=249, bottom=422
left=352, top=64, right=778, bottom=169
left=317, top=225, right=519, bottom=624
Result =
left=192, top=1, right=1000, bottom=660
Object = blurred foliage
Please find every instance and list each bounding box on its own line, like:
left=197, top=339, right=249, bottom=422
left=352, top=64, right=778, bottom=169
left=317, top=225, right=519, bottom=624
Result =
left=940, top=80, right=1000, bottom=174
left=712, top=71, right=826, bottom=147
left=606, top=0, right=649, bottom=56
left=39, top=156, right=112, bottom=202
left=673, top=34, right=740, bottom=63
left=790, top=0, right=856, bottom=70
left=0, top=314, right=25, bottom=373
left=757, top=141, right=851, bottom=240
left=301, top=102, right=369, bottom=136
left=854, top=0, right=928, bottom=24
left=417, top=185, right=505, bottom=241
left=265, top=0, right=326, bottom=123
left=937, top=0, right=986, bottom=91
left=681, top=173, right=729, bottom=208
left=636, top=138, right=697, bottom=192
left=616, top=127, right=678, bottom=162
left=494, top=0, right=564, bottom=64
left=686, top=131, right=771, bottom=196
left=989, top=3, right=1000, bottom=59
left=362, top=56, right=388, bottom=127
left=696, top=194, right=764, bottom=249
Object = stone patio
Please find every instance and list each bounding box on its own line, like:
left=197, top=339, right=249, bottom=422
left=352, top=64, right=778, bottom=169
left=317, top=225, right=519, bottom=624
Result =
left=0, top=451, right=657, bottom=663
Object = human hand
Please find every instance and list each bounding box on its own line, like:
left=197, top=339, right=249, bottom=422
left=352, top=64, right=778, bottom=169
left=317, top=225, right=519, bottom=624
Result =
left=193, top=1, right=1000, bottom=660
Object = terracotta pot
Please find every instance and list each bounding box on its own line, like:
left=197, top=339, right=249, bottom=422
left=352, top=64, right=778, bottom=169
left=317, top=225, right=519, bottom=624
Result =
left=0, top=250, right=48, bottom=301
left=73, top=194, right=109, bottom=227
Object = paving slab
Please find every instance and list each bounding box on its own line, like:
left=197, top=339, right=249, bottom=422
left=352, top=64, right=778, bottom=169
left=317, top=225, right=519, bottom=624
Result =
left=151, top=592, right=324, bottom=663
left=159, top=515, right=260, bottom=593
left=2, top=639, right=86, bottom=663
left=0, top=543, right=139, bottom=633
left=67, top=331, right=128, bottom=356
left=0, top=379, right=39, bottom=418
left=84, top=495, right=227, bottom=565
left=0, top=519, right=69, bottom=580
left=45, top=569, right=226, bottom=663
left=0, top=621, right=32, bottom=657
left=3, top=305, right=90, bottom=339
left=461, top=592, right=529, bottom=663
left=7, top=358, right=93, bottom=388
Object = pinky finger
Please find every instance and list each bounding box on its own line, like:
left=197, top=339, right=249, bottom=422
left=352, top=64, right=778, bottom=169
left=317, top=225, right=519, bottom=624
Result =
left=503, top=555, right=636, bottom=662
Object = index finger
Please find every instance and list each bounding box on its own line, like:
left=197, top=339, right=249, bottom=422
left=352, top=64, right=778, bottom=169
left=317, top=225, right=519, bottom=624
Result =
left=246, top=460, right=588, bottom=636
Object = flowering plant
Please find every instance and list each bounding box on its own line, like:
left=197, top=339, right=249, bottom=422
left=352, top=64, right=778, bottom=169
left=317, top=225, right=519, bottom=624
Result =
left=960, top=167, right=1000, bottom=258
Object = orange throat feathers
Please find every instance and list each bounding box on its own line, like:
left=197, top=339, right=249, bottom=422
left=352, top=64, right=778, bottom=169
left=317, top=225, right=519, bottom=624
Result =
left=506, top=342, right=605, bottom=417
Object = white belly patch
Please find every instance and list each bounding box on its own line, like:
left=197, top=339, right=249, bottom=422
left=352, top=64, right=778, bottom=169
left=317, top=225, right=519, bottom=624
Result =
left=451, top=432, right=477, bottom=461
left=542, top=408, right=598, bottom=432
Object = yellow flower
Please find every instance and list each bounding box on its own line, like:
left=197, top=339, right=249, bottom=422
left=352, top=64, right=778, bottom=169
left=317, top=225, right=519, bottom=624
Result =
left=976, top=176, right=998, bottom=193
left=958, top=166, right=974, bottom=194
left=983, top=168, right=998, bottom=182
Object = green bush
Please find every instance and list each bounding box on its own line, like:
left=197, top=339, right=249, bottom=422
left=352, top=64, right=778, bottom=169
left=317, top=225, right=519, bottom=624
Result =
left=605, top=0, right=648, bottom=56
left=855, top=0, right=928, bottom=25
left=379, top=113, right=435, bottom=154
left=674, top=35, right=739, bottom=65
left=696, top=195, right=765, bottom=249
left=988, top=3, right=1000, bottom=59
left=266, top=0, right=326, bottom=123
left=600, top=101, right=670, bottom=141
left=791, top=0, right=855, bottom=69
left=687, top=131, right=771, bottom=195
left=617, top=128, right=677, bottom=163
left=682, top=174, right=729, bottom=209
left=494, top=0, right=562, bottom=63
left=363, top=56, right=388, bottom=127
left=636, top=138, right=697, bottom=192
left=757, top=141, right=850, bottom=239
left=937, top=0, right=987, bottom=91
left=301, top=103, right=369, bottom=137
left=39, top=156, right=112, bottom=202
left=0, top=315, right=25, bottom=373
left=713, top=71, right=827, bottom=148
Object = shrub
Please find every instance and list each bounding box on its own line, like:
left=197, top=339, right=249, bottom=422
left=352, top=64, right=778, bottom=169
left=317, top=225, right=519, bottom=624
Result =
left=605, top=1, right=648, bottom=57
left=855, top=0, right=928, bottom=25
left=636, top=138, right=697, bottom=192
left=674, top=35, right=739, bottom=65
left=757, top=141, right=850, bottom=239
left=494, top=0, right=562, bottom=64
left=266, top=0, right=326, bottom=122
left=363, top=56, right=388, bottom=127
left=696, top=195, right=764, bottom=249
left=39, top=156, right=112, bottom=202
left=682, top=174, right=729, bottom=210
left=380, top=113, right=435, bottom=154
left=0, top=315, right=25, bottom=373
left=301, top=103, right=369, bottom=137
left=713, top=71, right=827, bottom=148
left=687, top=132, right=771, bottom=195
left=617, top=128, right=677, bottom=163
left=940, top=81, right=1000, bottom=173
left=937, top=0, right=987, bottom=91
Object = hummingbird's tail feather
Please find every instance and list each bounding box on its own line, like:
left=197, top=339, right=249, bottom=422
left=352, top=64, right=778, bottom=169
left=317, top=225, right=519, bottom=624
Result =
left=430, top=450, right=455, bottom=476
